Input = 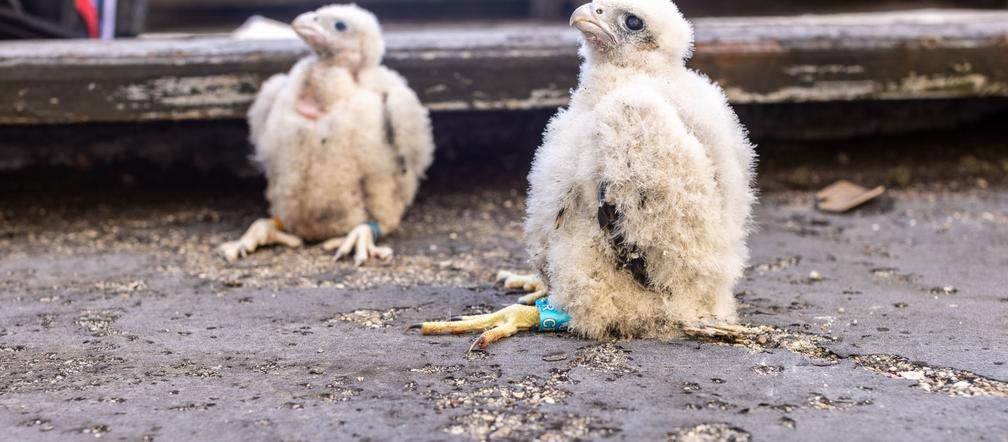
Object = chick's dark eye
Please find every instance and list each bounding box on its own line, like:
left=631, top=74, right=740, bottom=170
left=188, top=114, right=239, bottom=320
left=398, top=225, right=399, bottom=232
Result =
left=625, top=14, right=644, bottom=31
left=334, top=21, right=347, bottom=32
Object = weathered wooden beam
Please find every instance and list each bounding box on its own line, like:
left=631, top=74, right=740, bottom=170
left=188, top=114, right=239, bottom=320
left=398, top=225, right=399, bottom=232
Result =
left=146, top=0, right=1007, bottom=17
left=146, top=0, right=531, bottom=29
left=147, top=0, right=1007, bottom=7
left=2, top=10, right=1008, bottom=125
left=673, top=0, right=1008, bottom=17
left=144, top=1, right=1008, bottom=33
left=150, top=0, right=492, bottom=6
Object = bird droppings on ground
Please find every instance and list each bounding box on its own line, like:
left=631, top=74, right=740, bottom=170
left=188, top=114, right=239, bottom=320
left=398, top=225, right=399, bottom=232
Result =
left=0, top=190, right=524, bottom=295
left=778, top=416, right=797, bottom=429
left=755, top=402, right=798, bottom=414
left=750, top=256, right=801, bottom=273
left=299, top=376, right=363, bottom=403
left=419, top=369, right=572, bottom=411
left=688, top=325, right=840, bottom=366
left=870, top=268, right=917, bottom=284
left=667, top=423, right=751, bottom=442
left=805, top=393, right=871, bottom=410
left=685, top=398, right=737, bottom=411
left=327, top=307, right=416, bottom=329
left=928, top=286, right=958, bottom=295
left=773, top=214, right=847, bottom=240
left=167, top=402, right=217, bottom=412
left=1, top=176, right=1007, bottom=440
left=568, top=344, right=640, bottom=377
left=444, top=410, right=617, bottom=442
left=418, top=369, right=582, bottom=439
left=443, top=370, right=500, bottom=387
left=18, top=417, right=55, bottom=432
left=0, top=350, right=126, bottom=395
left=166, top=359, right=222, bottom=379
left=408, top=345, right=650, bottom=440
left=74, top=309, right=122, bottom=336
left=0, top=344, right=27, bottom=352
left=690, top=324, right=1008, bottom=398
left=93, top=279, right=149, bottom=297
left=853, top=354, right=1008, bottom=397
left=750, top=364, right=785, bottom=376
left=410, top=363, right=464, bottom=375
left=77, top=424, right=111, bottom=438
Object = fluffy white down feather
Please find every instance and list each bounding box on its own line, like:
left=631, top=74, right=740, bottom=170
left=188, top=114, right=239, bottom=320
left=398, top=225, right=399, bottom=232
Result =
left=247, top=5, right=434, bottom=241
left=525, top=0, right=757, bottom=340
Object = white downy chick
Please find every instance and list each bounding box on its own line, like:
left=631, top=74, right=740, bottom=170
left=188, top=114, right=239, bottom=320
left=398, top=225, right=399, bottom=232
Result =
left=221, top=4, right=435, bottom=265
left=420, top=0, right=756, bottom=349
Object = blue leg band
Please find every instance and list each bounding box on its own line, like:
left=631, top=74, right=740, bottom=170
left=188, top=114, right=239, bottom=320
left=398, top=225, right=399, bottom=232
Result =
left=365, top=220, right=381, bottom=242
left=536, top=298, right=571, bottom=332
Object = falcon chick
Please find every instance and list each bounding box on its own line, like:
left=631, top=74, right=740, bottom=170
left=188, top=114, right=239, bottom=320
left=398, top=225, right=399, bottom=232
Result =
left=420, top=0, right=757, bottom=349
left=220, top=4, right=435, bottom=265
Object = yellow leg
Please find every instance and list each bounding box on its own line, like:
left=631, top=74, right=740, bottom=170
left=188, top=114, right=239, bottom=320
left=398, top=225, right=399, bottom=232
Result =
left=219, top=218, right=303, bottom=262
left=416, top=304, right=539, bottom=351
left=496, top=270, right=548, bottom=305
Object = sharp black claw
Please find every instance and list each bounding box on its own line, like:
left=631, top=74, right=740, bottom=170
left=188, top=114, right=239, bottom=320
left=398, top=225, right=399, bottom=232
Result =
left=467, top=336, right=487, bottom=353
left=406, top=323, right=423, bottom=333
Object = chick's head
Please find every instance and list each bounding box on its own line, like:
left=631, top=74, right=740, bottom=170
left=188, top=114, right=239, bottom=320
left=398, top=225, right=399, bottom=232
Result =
left=292, top=4, right=385, bottom=70
left=570, top=0, right=693, bottom=68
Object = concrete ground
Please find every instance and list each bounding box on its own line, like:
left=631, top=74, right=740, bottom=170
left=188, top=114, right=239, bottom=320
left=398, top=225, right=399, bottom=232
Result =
left=0, top=133, right=1007, bottom=441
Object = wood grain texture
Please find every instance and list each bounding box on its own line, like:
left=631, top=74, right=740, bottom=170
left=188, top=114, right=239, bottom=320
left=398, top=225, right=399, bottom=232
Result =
left=2, top=10, right=1007, bottom=124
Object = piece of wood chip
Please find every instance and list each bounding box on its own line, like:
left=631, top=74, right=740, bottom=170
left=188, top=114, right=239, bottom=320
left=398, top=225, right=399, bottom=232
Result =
left=815, top=180, right=886, bottom=213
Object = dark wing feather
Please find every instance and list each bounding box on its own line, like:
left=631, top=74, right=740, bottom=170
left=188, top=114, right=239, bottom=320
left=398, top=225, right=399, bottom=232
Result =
left=382, top=93, right=396, bottom=147
left=382, top=93, right=408, bottom=175
left=597, top=182, right=652, bottom=288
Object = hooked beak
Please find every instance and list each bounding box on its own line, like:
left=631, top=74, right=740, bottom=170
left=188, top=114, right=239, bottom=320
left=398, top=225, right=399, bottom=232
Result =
left=570, top=4, right=617, bottom=48
left=292, top=12, right=326, bottom=47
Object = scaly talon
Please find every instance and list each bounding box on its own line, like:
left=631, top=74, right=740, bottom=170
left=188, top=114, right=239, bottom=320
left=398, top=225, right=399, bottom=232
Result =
left=219, top=218, right=303, bottom=262
left=468, top=337, right=485, bottom=353
left=327, top=223, right=393, bottom=266
left=419, top=304, right=540, bottom=351
left=516, top=290, right=548, bottom=305
left=321, top=236, right=346, bottom=252
left=496, top=271, right=548, bottom=305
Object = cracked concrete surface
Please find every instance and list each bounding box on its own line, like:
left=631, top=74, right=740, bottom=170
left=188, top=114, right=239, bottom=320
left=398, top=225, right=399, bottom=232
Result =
left=1, top=142, right=1007, bottom=441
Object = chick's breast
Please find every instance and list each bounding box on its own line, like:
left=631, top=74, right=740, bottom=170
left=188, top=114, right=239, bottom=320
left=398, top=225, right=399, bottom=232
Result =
left=256, top=79, right=385, bottom=241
